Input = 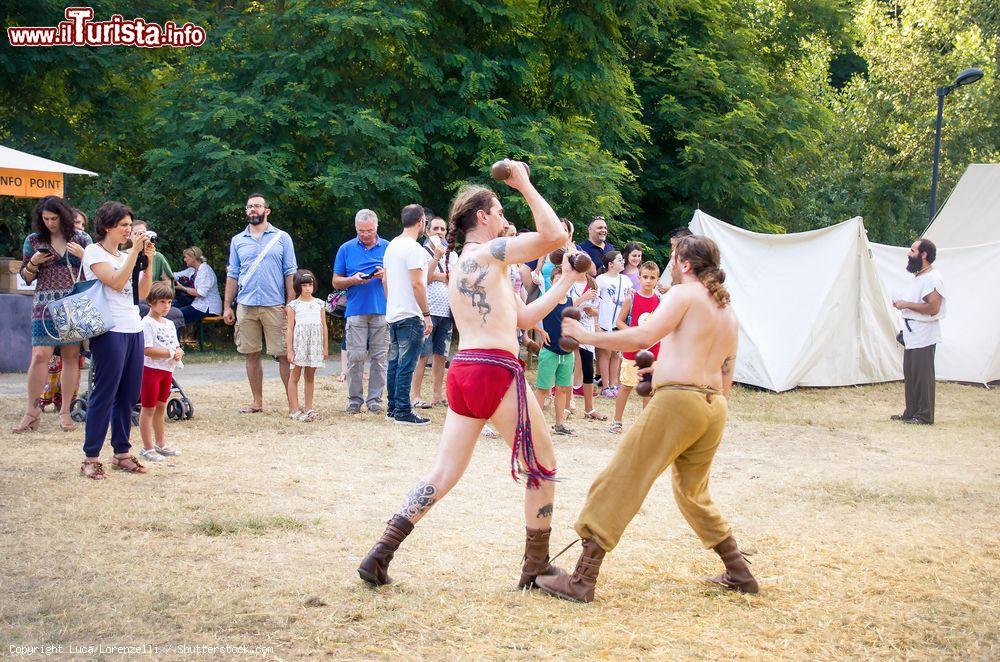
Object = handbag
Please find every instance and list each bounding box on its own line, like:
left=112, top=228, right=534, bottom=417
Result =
left=326, top=290, right=347, bottom=319
left=42, top=258, right=115, bottom=342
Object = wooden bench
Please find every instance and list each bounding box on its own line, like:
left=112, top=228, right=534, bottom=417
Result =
left=195, top=315, right=227, bottom=351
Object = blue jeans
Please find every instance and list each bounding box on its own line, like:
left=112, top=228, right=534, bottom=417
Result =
left=386, top=316, right=425, bottom=417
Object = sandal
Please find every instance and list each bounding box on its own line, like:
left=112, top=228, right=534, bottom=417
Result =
left=481, top=426, right=501, bottom=439
left=302, top=410, right=319, bottom=422
left=111, top=454, right=148, bottom=473
left=11, top=410, right=41, bottom=434
left=289, top=411, right=304, bottom=421
left=240, top=405, right=263, bottom=414
left=155, top=445, right=181, bottom=457
left=609, top=421, right=623, bottom=433
left=585, top=409, right=608, bottom=421
left=80, top=459, right=106, bottom=480
left=59, top=413, right=77, bottom=432
left=412, top=400, right=432, bottom=409
left=139, top=448, right=166, bottom=462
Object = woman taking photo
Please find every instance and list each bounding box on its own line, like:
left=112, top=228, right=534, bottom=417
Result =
left=79, top=201, right=155, bottom=480
left=173, top=246, right=222, bottom=324
left=12, top=196, right=91, bottom=434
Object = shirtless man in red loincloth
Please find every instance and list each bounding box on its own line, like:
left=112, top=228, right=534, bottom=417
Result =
left=358, top=162, right=585, bottom=589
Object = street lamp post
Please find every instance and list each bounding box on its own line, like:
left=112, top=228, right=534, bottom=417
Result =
left=929, top=67, right=984, bottom=222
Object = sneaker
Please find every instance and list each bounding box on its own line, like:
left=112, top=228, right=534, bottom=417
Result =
left=889, top=414, right=907, bottom=421
left=346, top=403, right=362, bottom=414
left=903, top=417, right=932, bottom=425
left=394, top=411, right=430, bottom=426
left=601, top=387, right=616, bottom=399
left=552, top=424, right=575, bottom=436
left=385, top=409, right=396, bottom=420
left=572, top=385, right=584, bottom=397
left=367, top=403, right=385, bottom=415
left=139, top=448, right=165, bottom=462
left=154, top=445, right=181, bottom=457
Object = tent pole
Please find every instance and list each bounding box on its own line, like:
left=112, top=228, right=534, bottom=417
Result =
left=928, top=88, right=947, bottom=224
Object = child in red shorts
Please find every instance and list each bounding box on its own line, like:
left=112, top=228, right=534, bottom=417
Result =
left=139, top=282, right=184, bottom=462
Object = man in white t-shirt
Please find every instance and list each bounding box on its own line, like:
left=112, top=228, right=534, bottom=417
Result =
left=383, top=204, right=433, bottom=426
left=891, top=238, right=946, bottom=425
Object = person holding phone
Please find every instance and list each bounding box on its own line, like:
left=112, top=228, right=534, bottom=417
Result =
left=79, top=201, right=156, bottom=479
left=12, top=196, right=91, bottom=434
left=332, top=209, right=390, bottom=414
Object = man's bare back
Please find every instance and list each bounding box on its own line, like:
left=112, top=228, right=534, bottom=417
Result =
left=450, top=242, right=520, bottom=357
left=651, top=282, right=738, bottom=392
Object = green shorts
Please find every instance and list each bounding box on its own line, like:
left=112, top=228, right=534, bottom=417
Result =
left=537, top=347, right=576, bottom=389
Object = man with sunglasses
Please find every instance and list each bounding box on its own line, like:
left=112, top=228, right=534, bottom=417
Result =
left=224, top=193, right=298, bottom=414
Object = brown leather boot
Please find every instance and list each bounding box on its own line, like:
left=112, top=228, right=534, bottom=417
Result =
left=517, top=527, right=566, bottom=589
left=534, top=538, right=606, bottom=603
left=358, top=514, right=414, bottom=586
left=706, top=535, right=759, bottom=594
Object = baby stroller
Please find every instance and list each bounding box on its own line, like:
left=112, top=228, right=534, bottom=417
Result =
left=69, top=359, right=194, bottom=425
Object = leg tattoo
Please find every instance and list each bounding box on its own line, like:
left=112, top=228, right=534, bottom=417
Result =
left=537, top=503, right=553, bottom=519
left=398, top=481, right=438, bottom=519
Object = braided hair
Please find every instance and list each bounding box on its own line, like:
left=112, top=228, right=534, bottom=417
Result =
left=674, top=236, right=730, bottom=307
left=445, top=185, right=498, bottom=277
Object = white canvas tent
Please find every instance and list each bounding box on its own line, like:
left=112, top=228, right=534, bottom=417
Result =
left=924, top=164, right=1000, bottom=247
left=689, top=210, right=902, bottom=391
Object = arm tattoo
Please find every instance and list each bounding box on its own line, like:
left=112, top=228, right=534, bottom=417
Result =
left=489, top=238, right=508, bottom=262
left=536, top=503, right=553, bottom=519
left=721, top=355, right=735, bottom=375
left=457, top=259, right=492, bottom=325
left=398, top=481, right=438, bottom=519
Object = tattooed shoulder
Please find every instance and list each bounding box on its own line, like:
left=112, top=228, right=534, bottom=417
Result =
left=489, top=238, right=508, bottom=262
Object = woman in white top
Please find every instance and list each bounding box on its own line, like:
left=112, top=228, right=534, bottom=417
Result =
left=173, top=246, right=223, bottom=324
left=79, top=201, right=155, bottom=480
left=594, top=250, right=630, bottom=397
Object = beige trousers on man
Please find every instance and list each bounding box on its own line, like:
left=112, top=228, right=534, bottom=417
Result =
left=576, top=387, right=732, bottom=551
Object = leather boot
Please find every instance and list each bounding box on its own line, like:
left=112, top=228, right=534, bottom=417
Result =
left=517, top=527, right=566, bottom=589
left=534, top=538, right=606, bottom=603
left=706, top=535, right=759, bottom=594
left=358, top=514, right=414, bottom=586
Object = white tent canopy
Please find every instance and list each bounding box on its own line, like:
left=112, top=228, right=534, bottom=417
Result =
left=871, top=240, right=1000, bottom=385
left=689, top=210, right=902, bottom=392
left=925, top=164, right=1000, bottom=247
left=0, top=145, right=98, bottom=176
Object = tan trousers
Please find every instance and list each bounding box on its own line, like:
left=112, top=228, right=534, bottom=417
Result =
left=576, top=387, right=732, bottom=551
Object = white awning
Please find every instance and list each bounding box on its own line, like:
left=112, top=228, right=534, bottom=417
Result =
left=0, top=145, right=98, bottom=176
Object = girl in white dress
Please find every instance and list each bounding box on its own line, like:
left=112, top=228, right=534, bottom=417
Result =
left=285, top=270, right=328, bottom=421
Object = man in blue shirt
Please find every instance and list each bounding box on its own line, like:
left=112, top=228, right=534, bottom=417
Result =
left=332, top=209, right=389, bottom=414
left=223, top=193, right=298, bottom=414
left=577, top=215, right=616, bottom=277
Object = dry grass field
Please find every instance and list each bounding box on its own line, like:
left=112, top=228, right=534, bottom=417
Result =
left=1, top=373, right=997, bottom=660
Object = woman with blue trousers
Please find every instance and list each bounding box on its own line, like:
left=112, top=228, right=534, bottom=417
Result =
left=79, top=201, right=155, bottom=480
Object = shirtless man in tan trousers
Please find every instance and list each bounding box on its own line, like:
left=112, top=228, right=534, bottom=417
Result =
left=537, top=234, right=759, bottom=602
left=358, top=161, right=586, bottom=589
